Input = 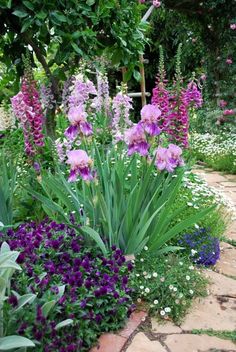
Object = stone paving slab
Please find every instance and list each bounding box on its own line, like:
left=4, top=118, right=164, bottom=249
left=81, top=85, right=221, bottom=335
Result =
left=126, top=333, right=166, bottom=352
left=204, top=270, right=236, bottom=297
left=180, top=295, right=236, bottom=331
left=151, top=319, right=182, bottom=334
left=90, top=334, right=126, bottom=352
left=164, top=334, right=236, bottom=352
left=221, top=181, right=236, bottom=187
left=90, top=311, right=147, bottom=352
left=215, top=246, right=236, bottom=277
left=225, top=220, right=236, bottom=240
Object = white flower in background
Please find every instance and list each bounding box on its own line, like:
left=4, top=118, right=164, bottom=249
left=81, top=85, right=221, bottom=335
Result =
left=140, top=285, right=144, bottom=290
left=189, top=289, right=194, bottom=295
left=0, top=105, right=15, bottom=131
left=173, top=287, right=177, bottom=292
left=191, top=249, right=197, bottom=255
left=137, top=298, right=142, bottom=303
left=160, top=310, right=165, bottom=316
left=154, top=300, right=159, bottom=305
left=189, top=266, right=194, bottom=270
left=145, top=287, right=150, bottom=293
left=144, top=246, right=148, bottom=251
left=186, top=275, right=190, bottom=281
left=143, top=271, right=147, bottom=276
left=140, top=258, right=144, bottom=262
left=169, top=285, right=173, bottom=290
left=153, top=272, right=158, bottom=278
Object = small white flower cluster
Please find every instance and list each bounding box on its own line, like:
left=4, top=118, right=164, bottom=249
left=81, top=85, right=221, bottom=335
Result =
left=183, top=170, right=236, bottom=219
left=191, top=132, right=236, bottom=169
left=0, top=105, right=15, bottom=131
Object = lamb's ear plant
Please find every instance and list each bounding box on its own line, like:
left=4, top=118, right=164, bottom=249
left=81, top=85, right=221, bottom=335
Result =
left=29, top=144, right=215, bottom=255
left=0, top=242, right=35, bottom=351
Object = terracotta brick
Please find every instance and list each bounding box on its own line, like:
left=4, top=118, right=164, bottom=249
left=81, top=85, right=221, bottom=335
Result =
left=90, top=334, right=126, bottom=352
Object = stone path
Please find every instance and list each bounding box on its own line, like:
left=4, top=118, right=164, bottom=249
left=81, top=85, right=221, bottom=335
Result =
left=91, top=168, right=236, bottom=352
left=123, top=168, right=236, bottom=352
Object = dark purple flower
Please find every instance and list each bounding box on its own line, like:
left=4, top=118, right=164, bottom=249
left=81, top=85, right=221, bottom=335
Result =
left=8, top=294, right=18, bottom=307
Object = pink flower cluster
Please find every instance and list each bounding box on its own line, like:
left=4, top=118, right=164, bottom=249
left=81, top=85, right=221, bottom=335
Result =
left=219, top=100, right=228, bottom=108
left=11, top=76, right=44, bottom=155
left=93, top=72, right=110, bottom=115
left=155, top=144, right=184, bottom=172
left=230, top=24, right=236, bottom=30
left=223, top=109, right=235, bottom=116
left=184, top=81, right=203, bottom=108
left=226, top=57, right=233, bottom=65
left=112, top=93, right=133, bottom=128
left=139, top=0, right=161, bottom=7
left=152, top=79, right=202, bottom=148
left=151, top=79, right=171, bottom=130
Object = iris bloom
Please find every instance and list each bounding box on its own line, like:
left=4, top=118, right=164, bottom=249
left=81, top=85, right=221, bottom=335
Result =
left=140, top=104, right=162, bottom=136
left=155, top=144, right=184, bottom=172
left=124, top=124, right=150, bottom=156
left=65, top=105, right=92, bottom=139
left=67, top=149, right=93, bottom=182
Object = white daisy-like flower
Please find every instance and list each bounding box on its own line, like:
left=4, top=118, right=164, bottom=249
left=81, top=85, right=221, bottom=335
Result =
left=164, top=307, right=171, bottom=313
left=144, top=287, right=150, bottom=293
left=169, top=285, right=173, bottom=290
left=186, top=275, right=190, bottom=281
left=154, top=300, right=159, bottom=305
left=140, top=258, right=144, bottom=262
left=137, top=298, right=142, bottom=303
left=144, top=246, right=148, bottom=251
left=140, top=285, right=144, bottom=290
left=153, top=272, right=158, bottom=278
left=173, top=287, right=177, bottom=292
left=189, top=289, right=194, bottom=295
left=160, top=310, right=165, bottom=316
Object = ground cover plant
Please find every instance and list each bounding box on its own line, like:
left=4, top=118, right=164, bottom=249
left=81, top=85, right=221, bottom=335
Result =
left=131, top=250, right=208, bottom=323
left=0, top=220, right=134, bottom=351
left=190, top=132, right=236, bottom=174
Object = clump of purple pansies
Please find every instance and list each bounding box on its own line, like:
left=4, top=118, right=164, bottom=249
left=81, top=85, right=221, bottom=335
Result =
left=179, top=228, right=220, bottom=266
left=0, top=219, right=134, bottom=352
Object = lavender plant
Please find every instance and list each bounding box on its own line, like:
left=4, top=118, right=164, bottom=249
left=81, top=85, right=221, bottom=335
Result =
left=179, top=228, right=220, bottom=266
